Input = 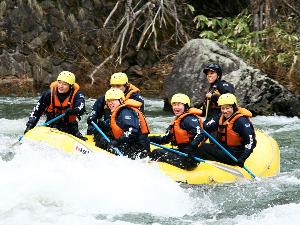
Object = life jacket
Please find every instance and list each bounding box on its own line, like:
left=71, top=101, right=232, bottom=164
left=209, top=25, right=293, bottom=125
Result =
left=124, top=83, right=140, bottom=100
left=47, top=81, right=80, bottom=123
left=217, top=107, right=252, bottom=147
left=170, top=108, right=203, bottom=145
left=110, top=99, right=150, bottom=139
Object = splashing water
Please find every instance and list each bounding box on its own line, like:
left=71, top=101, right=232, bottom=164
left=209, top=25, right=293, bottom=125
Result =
left=0, top=96, right=300, bottom=225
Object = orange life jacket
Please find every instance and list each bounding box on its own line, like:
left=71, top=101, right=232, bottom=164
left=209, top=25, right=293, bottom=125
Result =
left=47, top=81, right=80, bottom=123
left=217, top=107, right=252, bottom=147
left=110, top=99, right=150, bottom=139
left=170, top=108, right=203, bottom=145
left=124, top=83, right=140, bottom=100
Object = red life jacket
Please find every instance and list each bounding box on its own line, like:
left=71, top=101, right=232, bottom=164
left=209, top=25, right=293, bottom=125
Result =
left=47, top=81, right=80, bottom=123
left=110, top=99, right=150, bottom=139
left=124, top=83, right=140, bottom=100
left=170, top=108, right=203, bottom=145
left=217, top=107, right=252, bottom=147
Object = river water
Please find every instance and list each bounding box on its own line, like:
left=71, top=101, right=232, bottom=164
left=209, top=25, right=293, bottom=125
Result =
left=0, top=96, right=300, bottom=225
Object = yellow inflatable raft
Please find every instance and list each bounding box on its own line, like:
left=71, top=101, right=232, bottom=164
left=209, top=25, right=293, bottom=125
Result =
left=24, top=126, right=280, bottom=184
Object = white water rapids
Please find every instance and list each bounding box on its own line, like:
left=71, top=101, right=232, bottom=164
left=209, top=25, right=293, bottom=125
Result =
left=0, top=97, right=300, bottom=225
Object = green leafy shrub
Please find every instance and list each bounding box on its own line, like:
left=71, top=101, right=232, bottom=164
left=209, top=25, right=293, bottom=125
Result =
left=193, top=11, right=299, bottom=86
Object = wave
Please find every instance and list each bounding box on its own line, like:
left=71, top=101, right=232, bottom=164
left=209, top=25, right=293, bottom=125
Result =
left=0, top=143, right=195, bottom=225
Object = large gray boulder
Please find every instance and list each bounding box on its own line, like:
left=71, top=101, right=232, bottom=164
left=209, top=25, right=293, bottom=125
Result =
left=164, top=39, right=300, bottom=117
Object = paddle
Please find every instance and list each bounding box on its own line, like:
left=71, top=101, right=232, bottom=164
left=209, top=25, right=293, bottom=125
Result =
left=39, top=113, right=66, bottom=126
left=203, top=130, right=259, bottom=180
left=205, top=99, right=210, bottom=120
left=150, top=142, right=244, bottom=178
left=9, top=113, right=67, bottom=152
left=91, top=121, right=123, bottom=156
left=17, top=113, right=66, bottom=142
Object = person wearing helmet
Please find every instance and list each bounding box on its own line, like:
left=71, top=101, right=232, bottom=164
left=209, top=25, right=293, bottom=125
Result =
left=202, top=63, right=235, bottom=121
left=110, top=72, right=145, bottom=111
left=93, top=88, right=150, bottom=159
left=149, top=93, right=206, bottom=170
left=86, top=72, right=144, bottom=132
left=196, top=93, right=256, bottom=167
left=86, top=72, right=145, bottom=135
left=24, top=71, right=86, bottom=140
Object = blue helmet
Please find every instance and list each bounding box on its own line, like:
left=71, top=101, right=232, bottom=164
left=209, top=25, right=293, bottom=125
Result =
left=203, top=63, right=222, bottom=79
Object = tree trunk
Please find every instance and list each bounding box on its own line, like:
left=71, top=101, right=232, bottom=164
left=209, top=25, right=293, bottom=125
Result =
left=249, top=0, right=276, bottom=45
left=250, top=0, right=261, bottom=43
left=264, top=0, right=271, bottom=47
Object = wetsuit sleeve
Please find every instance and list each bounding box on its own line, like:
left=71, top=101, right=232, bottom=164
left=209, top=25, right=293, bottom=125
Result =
left=26, top=90, right=51, bottom=127
left=73, top=91, right=86, bottom=116
left=203, top=114, right=219, bottom=133
left=181, top=115, right=205, bottom=148
left=87, top=96, right=109, bottom=135
left=116, top=108, right=140, bottom=144
left=129, top=92, right=145, bottom=112
left=218, top=80, right=235, bottom=94
left=88, top=96, right=106, bottom=121
left=210, top=80, right=235, bottom=103
left=233, top=117, right=257, bottom=162
left=149, top=126, right=172, bottom=144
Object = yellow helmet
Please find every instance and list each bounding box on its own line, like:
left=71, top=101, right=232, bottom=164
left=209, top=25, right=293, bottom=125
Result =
left=218, top=93, right=237, bottom=106
left=171, top=93, right=191, bottom=107
left=57, top=71, right=75, bottom=85
left=105, top=88, right=125, bottom=101
left=110, top=72, right=128, bottom=85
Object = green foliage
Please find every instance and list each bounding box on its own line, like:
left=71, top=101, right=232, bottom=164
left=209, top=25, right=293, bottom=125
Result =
left=268, top=17, right=300, bottom=68
left=193, top=11, right=299, bottom=77
left=194, top=11, right=263, bottom=59
left=186, top=4, right=195, bottom=14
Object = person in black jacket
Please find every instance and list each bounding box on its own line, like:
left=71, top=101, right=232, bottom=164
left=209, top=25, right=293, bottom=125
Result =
left=149, top=93, right=206, bottom=170
left=196, top=93, right=256, bottom=167
left=24, top=71, right=86, bottom=140
left=201, top=63, right=235, bottom=121
left=94, top=88, right=150, bottom=159
left=86, top=72, right=144, bottom=135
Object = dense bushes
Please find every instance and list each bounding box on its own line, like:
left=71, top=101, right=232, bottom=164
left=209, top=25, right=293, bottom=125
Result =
left=193, top=11, right=300, bottom=93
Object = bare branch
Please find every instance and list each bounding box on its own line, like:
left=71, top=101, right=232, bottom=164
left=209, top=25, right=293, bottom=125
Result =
left=103, top=0, right=122, bottom=27
left=127, top=19, right=137, bottom=48
left=153, top=22, right=158, bottom=51
left=138, top=4, right=160, bottom=50
left=87, top=0, right=190, bottom=84
left=88, top=55, right=114, bottom=85
left=159, top=0, right=166, bottom=28
left=136, top=18, right=151, bottom=50
left=118, top=22, right=130, bottom=64
left=282, top=0, right=300, bottom=17
left=133, top=2, right=154, bottom=18
left=143, top=6, right=161, bottom=50
left=116, top=0, right=132, bottom=64
left=288, top=54, right=298, bottom=84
